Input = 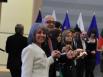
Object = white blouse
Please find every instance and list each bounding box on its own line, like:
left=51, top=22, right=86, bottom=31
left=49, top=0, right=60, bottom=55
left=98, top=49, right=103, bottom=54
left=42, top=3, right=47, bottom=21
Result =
left=21, top=43, right=54, bottom=77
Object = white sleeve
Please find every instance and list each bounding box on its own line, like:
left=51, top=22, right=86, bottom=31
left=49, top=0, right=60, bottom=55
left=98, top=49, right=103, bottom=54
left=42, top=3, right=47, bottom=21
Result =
left=21, top=47, right=34, bottom=77
left=47, top=56, right=54, bottom=67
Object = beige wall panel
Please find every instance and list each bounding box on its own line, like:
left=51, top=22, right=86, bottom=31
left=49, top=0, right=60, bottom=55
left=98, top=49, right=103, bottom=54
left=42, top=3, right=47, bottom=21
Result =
left=0, top=0, right=33, bottom=65
left=0, top=0, right=43, bottom=65
left=0, top=3, right=1, bottom=23
left=32, top=0, right=43, bottom=23
left=0, top=0, right=33, bottom=33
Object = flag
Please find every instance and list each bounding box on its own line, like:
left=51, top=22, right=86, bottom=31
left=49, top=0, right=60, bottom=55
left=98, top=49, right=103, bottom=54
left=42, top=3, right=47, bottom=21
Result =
left=88, top=12, right=99, bottom=38
left=52, top=10, right=56, bottom=21
left=62, top=11, right=70, bottom=31
left=98, top=29, right=103, bottom=49
left=35, top=9, right=42, bottom=23
left=98, top=36, right=103, bottom=49
left=88, top=12, right=100, bottom=64
left=76, top=12, right=85, bottom=32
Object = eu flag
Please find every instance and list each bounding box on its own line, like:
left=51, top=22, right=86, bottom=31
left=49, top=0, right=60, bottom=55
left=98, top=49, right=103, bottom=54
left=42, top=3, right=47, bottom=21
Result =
left=88, top=13, right=99, bottom=38
left=62, top=11, right=70, bottom=31
left=35, top=9, right=42, bottom=23
left=88, top=12, right=100, bottom=64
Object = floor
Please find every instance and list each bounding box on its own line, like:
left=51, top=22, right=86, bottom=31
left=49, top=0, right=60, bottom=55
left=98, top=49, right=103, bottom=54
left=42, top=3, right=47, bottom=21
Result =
left=0, top=64, right=102, bottom=77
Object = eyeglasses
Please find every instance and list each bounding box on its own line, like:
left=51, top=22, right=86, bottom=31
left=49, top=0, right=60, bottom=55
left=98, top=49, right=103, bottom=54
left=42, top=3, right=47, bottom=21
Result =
left=46, top=20, right=54, bottom=24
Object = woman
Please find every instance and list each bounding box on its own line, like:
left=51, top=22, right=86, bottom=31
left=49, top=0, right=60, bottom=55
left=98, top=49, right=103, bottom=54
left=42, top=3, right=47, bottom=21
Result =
left=59, top=30, right=76, bottom=77
left=21, top=23, right=61, bottom=77
left=85, top=29, right=97, bottom=77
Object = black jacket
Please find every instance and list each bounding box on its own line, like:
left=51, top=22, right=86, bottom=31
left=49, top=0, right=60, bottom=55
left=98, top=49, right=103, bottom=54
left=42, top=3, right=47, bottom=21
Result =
left=6, top=34, right=27, bottom=69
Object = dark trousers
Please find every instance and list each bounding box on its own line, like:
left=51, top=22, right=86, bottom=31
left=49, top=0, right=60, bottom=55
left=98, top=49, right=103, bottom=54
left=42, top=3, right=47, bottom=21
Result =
left=10, top=69, right=21, bottom=77
left=100, top=53, right=103, bottom=72
left=49, top=63, right=56, bottom=77
left=85, top=59, right=96, bottom=77
left=61, top=65, right=76, bottom=77
left=76, top=59, right=85, bottom=77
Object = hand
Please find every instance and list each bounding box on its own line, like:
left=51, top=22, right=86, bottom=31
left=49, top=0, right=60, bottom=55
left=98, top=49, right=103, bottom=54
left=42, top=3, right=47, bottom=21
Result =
left=82, top=51, right=87, bottom=56
left=51, top=50, right=61, bottom=59
left=91, top=51, right=96, bottom=54
left=76, top=48, right=84, bottom=53
left=80, top=51, right=87, bottom=57
left=76, top=51, right=87, bottom=59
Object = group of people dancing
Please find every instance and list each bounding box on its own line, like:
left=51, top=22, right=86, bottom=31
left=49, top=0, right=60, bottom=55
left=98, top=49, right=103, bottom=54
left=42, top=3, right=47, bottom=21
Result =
left=5, top=15, right=103, bottom=77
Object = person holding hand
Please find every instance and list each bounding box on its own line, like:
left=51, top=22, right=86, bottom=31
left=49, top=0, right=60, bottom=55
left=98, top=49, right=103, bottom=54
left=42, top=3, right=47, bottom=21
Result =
left=21, top=23, right=61, bottom=77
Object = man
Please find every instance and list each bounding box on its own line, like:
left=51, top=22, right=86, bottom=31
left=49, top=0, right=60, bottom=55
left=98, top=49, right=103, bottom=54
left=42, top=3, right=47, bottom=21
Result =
left=73, top=26, right=86, bottom=77
left=43, top=15, right=60, bottom=50
left=43, top=15, right=57, bottom=77
left=43, top=15, right=55, bottom=31
left=6, top=24, right=27, bottom=77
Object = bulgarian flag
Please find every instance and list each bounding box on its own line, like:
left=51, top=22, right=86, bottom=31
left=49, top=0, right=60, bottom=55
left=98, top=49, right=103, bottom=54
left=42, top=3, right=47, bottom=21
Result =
left=98, top=29, right=103, bottom=49
left=98, top=36, right=103, bottom=49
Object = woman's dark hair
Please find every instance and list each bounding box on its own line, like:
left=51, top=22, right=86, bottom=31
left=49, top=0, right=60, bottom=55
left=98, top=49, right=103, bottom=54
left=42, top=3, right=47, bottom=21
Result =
left=54, top=21, right=62, bottom=29
left=87, top=29, right=97, bottom=38
left=74, top=26, right=81, bottom=33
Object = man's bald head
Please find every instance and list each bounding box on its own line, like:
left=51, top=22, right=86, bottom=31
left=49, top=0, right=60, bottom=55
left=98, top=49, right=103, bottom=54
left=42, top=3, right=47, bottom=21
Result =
left=44, top=15, right=54, bottom=23
left=43, top=15, right=55, bottom=31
